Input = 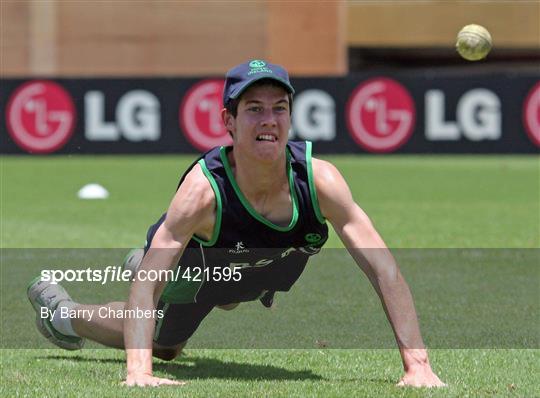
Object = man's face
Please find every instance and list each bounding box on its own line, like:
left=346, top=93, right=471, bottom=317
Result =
left=223, top=84, right=291, bottom=162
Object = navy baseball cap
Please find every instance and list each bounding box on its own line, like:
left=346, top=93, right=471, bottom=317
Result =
left=223, top=59, right=295, bottom=106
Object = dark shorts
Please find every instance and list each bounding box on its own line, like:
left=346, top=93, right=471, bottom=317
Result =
left=144, top=214, right=275, bottom=346
left=145, top=214, right=215, bottom=347
left=153, top=300, right=214, bottom=347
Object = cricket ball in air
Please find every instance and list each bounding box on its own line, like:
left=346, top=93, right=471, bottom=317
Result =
left=456, top=24, right=492, bottom=61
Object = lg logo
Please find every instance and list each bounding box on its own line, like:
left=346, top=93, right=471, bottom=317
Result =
left=179, top=80, right=232, bottom=151
left=85, top=90, right=161, bottom=142
left=6, top=81, right=76, bottom=153
left=290, top=90, right=336, bottom=141
left=346, top=78, right=415, bottom=153
left=425, top=89, right=501, bottom=141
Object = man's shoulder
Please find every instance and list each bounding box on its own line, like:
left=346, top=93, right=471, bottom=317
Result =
left=182, top=163, right=210, bottom=186
left=310, top=157, right=355, bottom=220
left=311, top=157, right=341, bottom=188
left=172, top=163, right=216, bottom=215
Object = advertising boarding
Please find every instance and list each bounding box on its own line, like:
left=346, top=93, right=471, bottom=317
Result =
left=1, top=71, right=538, bottom=154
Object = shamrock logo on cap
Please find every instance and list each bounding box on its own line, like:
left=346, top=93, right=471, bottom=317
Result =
left=249, top=60, right=266, bottom=68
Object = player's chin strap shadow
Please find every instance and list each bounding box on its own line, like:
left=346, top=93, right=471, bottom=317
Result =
left=39, top=354, right=323, bottom=381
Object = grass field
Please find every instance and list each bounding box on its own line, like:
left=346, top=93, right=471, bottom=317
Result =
left=1, top=154, right=539, bottom=397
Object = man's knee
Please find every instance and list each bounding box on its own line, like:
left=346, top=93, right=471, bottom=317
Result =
left=152, top=341, right=186, bottom=361
left=217, top=303, right=239, bottom=311
left=153, top=348, right=180, bottom=361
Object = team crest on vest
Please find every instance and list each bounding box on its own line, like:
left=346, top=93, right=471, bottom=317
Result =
left=305, top=233, right=322, bottom=244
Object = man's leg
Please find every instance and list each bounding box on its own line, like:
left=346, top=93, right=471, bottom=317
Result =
left=216, top=303, right=239, bottom=311
left=28, top=278, right=213, bottom=360
left=153, top=341, right=187, bottom=361
left=72, top=302, right=186, bottom=360
left=71, top=302, right=185, bottom=360
left=71, top=302, right=127, bottom=349
left=28, top=279, right=188, bottom=359
left=59, top=302, right=191, bottom=362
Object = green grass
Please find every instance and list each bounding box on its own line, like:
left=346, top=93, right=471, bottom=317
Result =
left=1, top=349, right=538, bottom=398
left=1, top=155, right=539, bottom=397
left=2, top=155, right=538, bottom=248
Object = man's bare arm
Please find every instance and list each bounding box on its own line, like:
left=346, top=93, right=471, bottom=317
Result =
left=123, top=164, right=215, bottom=387
left=313, top=158, right=445, bottom=388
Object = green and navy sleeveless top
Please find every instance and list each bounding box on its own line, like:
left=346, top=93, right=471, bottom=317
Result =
left=160, top=141, right=328, bottom=304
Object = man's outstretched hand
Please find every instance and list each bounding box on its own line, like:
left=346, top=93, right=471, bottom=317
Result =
left=397, top=363, right=446, bottom=388
left=123, top=373, right=186, bottom=387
